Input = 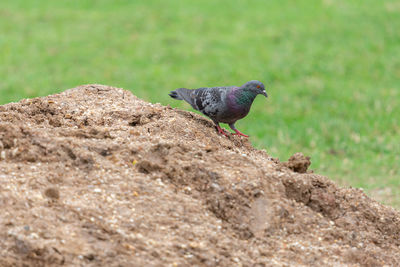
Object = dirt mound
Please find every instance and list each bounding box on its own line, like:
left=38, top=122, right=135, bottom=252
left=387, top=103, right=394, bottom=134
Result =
left=0, top=84, right=399, bottom=266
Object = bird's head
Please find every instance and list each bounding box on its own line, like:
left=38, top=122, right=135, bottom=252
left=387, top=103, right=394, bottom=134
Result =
left=242, top=80, right=268, bottom=98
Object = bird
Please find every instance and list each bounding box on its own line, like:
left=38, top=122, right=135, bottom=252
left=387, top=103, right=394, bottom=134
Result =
left=169, top=80, right=268, bottom=137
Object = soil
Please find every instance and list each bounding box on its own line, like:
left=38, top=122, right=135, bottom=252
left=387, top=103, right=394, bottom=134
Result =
left=0, top=84, right=399, bottom=266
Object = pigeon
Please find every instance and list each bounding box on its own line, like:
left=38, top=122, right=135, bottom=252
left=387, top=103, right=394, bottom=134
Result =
left=169, top=80, right=268, bottom=137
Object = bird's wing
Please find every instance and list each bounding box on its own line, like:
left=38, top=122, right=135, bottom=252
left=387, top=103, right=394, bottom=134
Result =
left=176, top=86, right=233, bottom=118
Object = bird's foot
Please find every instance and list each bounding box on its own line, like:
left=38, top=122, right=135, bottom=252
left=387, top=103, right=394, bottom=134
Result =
left=232, top=130, right=249, bottom=137
left=216, top=126, right=229, bottom=137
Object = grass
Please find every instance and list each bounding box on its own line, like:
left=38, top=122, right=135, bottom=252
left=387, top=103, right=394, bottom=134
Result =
left=1, top=0, right=399, bottom=206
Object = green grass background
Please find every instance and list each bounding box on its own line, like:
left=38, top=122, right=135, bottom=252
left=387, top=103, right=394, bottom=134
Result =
left=1, top=0, right=399, bottom=206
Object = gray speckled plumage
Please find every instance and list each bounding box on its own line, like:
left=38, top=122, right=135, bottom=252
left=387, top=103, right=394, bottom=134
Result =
left=169, top=80, right=268, bottom=137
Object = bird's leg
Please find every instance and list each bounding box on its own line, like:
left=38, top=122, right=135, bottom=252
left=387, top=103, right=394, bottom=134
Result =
left=215, top=124, right=229, bottom=137
left=229, top=123, right=249, bottom=137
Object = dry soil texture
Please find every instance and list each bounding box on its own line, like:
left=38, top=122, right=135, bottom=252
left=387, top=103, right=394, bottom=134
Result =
left=0, top=85, right=399, bottom=266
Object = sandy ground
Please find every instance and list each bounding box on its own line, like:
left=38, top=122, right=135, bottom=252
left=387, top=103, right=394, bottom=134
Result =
left=0, top=84, right=399, bottom=266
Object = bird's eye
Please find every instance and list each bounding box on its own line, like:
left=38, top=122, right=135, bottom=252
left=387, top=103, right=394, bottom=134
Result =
left=256, top=85, right=260, bottom=88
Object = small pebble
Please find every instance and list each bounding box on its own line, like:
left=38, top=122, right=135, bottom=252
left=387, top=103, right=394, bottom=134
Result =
left=44, top=187, right=60, bottom=199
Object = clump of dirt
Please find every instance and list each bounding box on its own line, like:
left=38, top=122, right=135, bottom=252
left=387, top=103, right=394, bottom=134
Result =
left=0, top=84, right=399, bottom=266
left=280, top=152, right=312, bottom=173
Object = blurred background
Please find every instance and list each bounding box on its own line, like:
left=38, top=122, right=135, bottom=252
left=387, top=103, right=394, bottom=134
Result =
left=1, top=0, right=399, bottom=206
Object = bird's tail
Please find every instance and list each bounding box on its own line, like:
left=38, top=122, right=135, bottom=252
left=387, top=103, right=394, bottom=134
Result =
left=169, top=88, right=197, bottom=109
left=169, top=89, right=184, bottom=100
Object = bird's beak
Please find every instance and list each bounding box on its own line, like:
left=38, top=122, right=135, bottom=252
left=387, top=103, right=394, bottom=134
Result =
left=262, top=91, right=268, bottom=98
